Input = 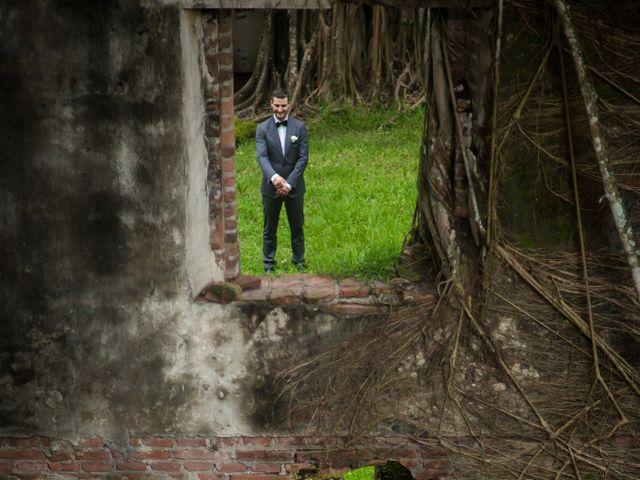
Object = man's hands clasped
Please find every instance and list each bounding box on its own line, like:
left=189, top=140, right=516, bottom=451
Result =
left=273, top=175, right=291, bottom=197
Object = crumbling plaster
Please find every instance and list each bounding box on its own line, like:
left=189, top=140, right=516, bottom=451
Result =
left=0, top=0, right=380, bottom=442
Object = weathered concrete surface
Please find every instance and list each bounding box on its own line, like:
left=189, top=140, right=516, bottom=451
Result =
left=0, top=1, right=393, bottom=443
left=0, top=0, right=224, bottom=441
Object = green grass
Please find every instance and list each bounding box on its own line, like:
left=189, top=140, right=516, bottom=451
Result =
left=235, top=104, right=423, bottom=280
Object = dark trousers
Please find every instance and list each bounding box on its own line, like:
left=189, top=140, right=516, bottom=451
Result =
left=262, top=194, right=304, bottom=268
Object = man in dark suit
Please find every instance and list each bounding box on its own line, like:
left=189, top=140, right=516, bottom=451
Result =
left=256, top=88, right=309, bottom=273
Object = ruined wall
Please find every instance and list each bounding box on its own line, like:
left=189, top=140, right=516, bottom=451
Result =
left=0, top=0, right=224, bottom=439
left=0, top=0, right=406, bottom=444
left=0, top=0, right=300, bottom=441
left=0, top=435, right=449, bottom=479
left=0, top=3, right=453, bottom=479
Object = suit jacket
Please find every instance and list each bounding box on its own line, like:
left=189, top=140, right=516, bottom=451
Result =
left=256, top=115, right=308, bottom=198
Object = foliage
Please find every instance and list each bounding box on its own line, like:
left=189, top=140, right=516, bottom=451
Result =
left=343, top=466, right=375, bottom=480
left=235, top=104, right=423, bottom=279
left=234, top=117, right=257, bottom=146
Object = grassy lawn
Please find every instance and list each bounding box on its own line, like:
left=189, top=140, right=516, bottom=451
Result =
left=235, top=104, right=423, bottom=280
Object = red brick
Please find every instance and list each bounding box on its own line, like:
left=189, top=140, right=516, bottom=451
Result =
left=220, top=69, right=233, bottom=82
left=231, top=276, right=261, bottom=291
left=244, top=436, right=273, bottom=447
left=226, top=242, right=239, bottom=256
left=49, top=461, right=80, bottom=471
left=222, top=129, right=235, bottom=147
left=220, top=111, right=234, bottom=123
left=303, top=277, right=336, bottom=304
left=121, top=474, right=152, bottom=480
left=415, top=471, right=448, bottom=480
left=80, top=436, right=104, bottom=448
left=49, top=452, right=73, bottom=462
left=220, top=86, right=233, bottom=101
left=79, top=450, right=110, bottom=461
left=222, top=146, right=236, bottom=159
left=218, top=462, right=247, bottom=473
left=251, top=463, right=282, bottom=473
left=15, top=462, right=47, bottom=472
left=412, top=292, right=436, bottom=303
left=338, top=278, right=370, bottom=298
left=177, top=438, right=207, bottom=447
left=285, top=463, right=317, bottom=473
left=320, top=467, right=350, bottom=476
left=214, top=437, right=243, bottom=448
left=225, top=258, right=239, bottom=272
left=238, top=284, right=271, bottom=303
left=0, top=462, right=12, bottom=473
left=231, top=475, right=281, bottom=480
left=199, top=474, right=225, bottom=480
left=39, top=437, right=51, bottom=447
left=83, top=462, right=113, bottom=472
left=143, top=438, right=174, bottom=448
left=269, top=277, right=304, bottom=304
left=110, top=449, right=127, bottom=462
left=223, top=177, right=236, bottom=187
left=3, top=438, right=40, bottom=447
left=225, top=219, right=237, bottom=230
left=174, top=450, right=216, bottom=460
left=223, top=190, right=237, bottom=202
left=210, top=224, right=225, bottom=250
left=0, top=450, right=46, bottom=460
left=218, top=53, right=233, bottom=66
left=185, top=461, right=214, bottom=471
left=212, top=451, right=233, bottom=461
left=236, top=451, right=294, bottom=462
left=224, top=206, right=237, bottom=219
left=424, top=460, right=450, bottom=470
left=151, top=461, right=180, bottom=471
left=219, top=36, right=231, bottom=50
left=273, top=437, right=304, bottom=446
left=135, top=450, right=172, bottom=460
left=117, top=461, right=148, bottom=471
left=129, top=438, right=143, bottom=447
left=399, top=459, right=420, bottom=469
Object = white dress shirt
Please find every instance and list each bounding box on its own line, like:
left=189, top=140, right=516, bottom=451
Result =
left=271, top=115, right=292, bottom=189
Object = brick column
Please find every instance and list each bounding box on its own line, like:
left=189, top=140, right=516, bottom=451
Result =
left=203, top=10, right=240, bottom=280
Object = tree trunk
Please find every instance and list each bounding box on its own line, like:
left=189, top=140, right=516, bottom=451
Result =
left=552, top=0, right=640, bottom=300
left=286, top=10, right=298, bottom=94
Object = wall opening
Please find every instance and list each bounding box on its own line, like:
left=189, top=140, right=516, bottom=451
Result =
left=187, top=8, right=436, bottom=308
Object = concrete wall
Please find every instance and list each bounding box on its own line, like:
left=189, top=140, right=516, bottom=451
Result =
left=0, top=0, right=216, bottom=440
left=0, top=0, right=373, bottom=443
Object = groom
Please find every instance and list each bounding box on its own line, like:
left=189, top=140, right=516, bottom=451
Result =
left=255, top=88, right=309, bottom=273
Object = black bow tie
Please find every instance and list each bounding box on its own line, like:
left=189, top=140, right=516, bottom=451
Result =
left=276, top=120, right=287, bottom=128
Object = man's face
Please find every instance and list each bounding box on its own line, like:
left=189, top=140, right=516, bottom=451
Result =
left=271, top=96, right=289, bottom=120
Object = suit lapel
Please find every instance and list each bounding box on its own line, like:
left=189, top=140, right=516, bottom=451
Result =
left=268, top=118, right=284, bottom=160
left=284, top=121, right=292, bottom=159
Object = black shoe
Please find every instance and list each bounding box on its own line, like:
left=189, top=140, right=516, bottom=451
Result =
left=264, top=265, right=275, bottom=274
left=293, top=262, right=307, bottom=272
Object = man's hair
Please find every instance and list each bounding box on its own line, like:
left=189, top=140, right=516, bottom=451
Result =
left=272, top=88, right=289, bottom=99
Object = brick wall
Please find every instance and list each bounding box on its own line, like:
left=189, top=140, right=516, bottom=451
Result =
left=0, top=436, right=450, bottom=480
left=202, top=10, right=240, bottom=280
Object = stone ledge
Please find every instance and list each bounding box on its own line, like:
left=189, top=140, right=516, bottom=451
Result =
left=198, top=275, right=436, bottom=316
